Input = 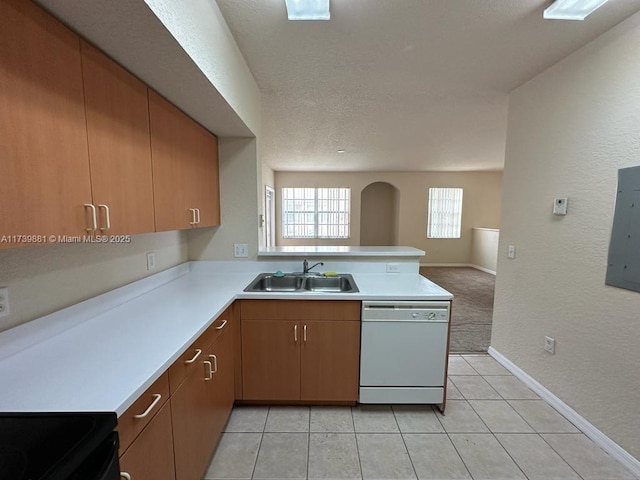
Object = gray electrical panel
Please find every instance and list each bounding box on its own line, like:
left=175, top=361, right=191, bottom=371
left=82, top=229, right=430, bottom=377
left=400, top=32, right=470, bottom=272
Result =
left=606, top=165, right=640, bottom=293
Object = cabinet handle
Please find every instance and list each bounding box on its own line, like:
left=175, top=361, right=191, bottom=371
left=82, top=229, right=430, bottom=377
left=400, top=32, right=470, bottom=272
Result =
left=184, top=349, right=202, bottom=364
left=98, top=204, right=111, bottom=232
left=303, top=324, right=307, bottom=342
left=294, top=324, right=298, bottom=342
left=133, top=393, right=162, bottom=419
left=121, top=473, right=131, bottom=480
left=204, top=360, right=213, bottom=380
left=215, top=319, right=228, bottom=330
left=84, top=204, right=97, bottom=232
left=195, top=208, right=201, bottom=224
left=189, top=208, right=197, bottom=225
left=210, top=354, right=218, bottom=373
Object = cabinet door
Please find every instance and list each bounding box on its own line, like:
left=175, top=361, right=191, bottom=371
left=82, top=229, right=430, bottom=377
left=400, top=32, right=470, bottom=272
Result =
left=241, top=319, right=301, bottom=401
left=192, top=124, right=220, bottom=228
left=149, top=91, right=219, bottom=231
left=301, top=321, right=360, bottom=402
left=231, top=303, right=243, bottom=400
left=209, top=326, right=235, bottom=443
left=171, top=359, right=214, bottom=480
left=81, top=41, right=155, bottom=235
left=0, top=0, right=92, bottom=241
left=119, top=402, right=175, bottom=480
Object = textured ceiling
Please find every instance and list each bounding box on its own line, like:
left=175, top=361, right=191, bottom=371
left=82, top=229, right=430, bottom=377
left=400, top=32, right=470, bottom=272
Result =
left=216, top=0, right=640, bottom=172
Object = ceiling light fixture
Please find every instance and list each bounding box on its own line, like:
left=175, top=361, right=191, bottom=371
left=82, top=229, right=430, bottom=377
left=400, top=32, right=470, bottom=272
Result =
left=284, top=0, right=330, bottom=20
left=543, top=0, right=609, bottom=20
left=337, top=149, right=346, bottom=153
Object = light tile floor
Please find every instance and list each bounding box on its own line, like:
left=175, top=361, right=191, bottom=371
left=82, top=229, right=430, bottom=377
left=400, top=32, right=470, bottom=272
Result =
left=205, top=354, right=638, bottom=480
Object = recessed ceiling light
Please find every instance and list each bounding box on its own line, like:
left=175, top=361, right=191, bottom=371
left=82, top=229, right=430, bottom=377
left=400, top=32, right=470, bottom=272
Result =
left=284, top=0, right=330, bottom=21
left=543, top=0, right=609, bottom=20
left=337, top=149, right=346, bottom=153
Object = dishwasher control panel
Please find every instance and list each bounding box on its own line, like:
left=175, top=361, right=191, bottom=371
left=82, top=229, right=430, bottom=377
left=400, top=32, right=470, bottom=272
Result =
left=362, top=301, right=450, bottom=322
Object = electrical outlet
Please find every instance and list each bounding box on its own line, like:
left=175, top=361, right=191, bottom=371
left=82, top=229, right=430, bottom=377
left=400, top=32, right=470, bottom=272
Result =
left=508, top=245, right=516, bottom=259
left=386, top=263, right=400, bottom=273
left=544, top=336, right=555, bottom=354
left=146, top=252, right=156, bottom=271
left=234, top=243, right=249, bottom=258
left=0, top=287, right=9, bottom=318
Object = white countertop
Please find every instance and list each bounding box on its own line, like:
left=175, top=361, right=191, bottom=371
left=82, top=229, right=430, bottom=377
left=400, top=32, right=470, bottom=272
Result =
left=0, top=261, right=451, bottom=416
left=258, top=246, right=426, bottom=257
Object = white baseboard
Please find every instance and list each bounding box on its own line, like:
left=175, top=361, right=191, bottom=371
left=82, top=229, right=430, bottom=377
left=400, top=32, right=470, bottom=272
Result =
left=420, top=263, right=496, bottom=275
left=470, top=264, right=496, bottom=275
left=420, top=262, right=472, bottom=268
left=488, top=347, right=640, bottom=478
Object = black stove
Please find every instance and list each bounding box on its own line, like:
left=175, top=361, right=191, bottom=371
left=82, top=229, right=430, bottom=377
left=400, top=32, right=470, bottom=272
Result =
left=0, top=412, right=118, bottom=480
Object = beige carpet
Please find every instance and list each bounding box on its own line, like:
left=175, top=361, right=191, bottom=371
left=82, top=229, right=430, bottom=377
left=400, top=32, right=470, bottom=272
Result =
left=419, top=267, right=495, bottom=353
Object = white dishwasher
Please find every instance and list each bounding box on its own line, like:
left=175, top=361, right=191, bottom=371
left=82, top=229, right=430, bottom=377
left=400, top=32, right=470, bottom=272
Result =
left=359, top=301, right=450, bottom=404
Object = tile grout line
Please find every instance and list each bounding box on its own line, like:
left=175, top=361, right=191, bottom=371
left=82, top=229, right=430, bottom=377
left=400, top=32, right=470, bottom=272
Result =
left=476, top=372, right=542, bottom=434
left=431, top=398, right=477, bottom=479
left=392, top=405, right=419, bottom=480
left=459, top=354, right=481, bottom=375
left=463, top=389, right=554, bottom=480
left=447, top=384, right=521, bottom=479
left=535, top=433, right=590, bottom=480
left=350, top=406, right=365, bottom=480
left=306, top=407, right=311, bottom=480
left=488, top=432, right=534, bottom=480
left=433, top=404, right=476, bottom=480
left=249, top=406, right=269, bottom=480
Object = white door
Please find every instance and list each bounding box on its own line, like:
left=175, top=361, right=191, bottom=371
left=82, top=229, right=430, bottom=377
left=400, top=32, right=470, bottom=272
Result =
left=264, top=186, right=275, bottom=248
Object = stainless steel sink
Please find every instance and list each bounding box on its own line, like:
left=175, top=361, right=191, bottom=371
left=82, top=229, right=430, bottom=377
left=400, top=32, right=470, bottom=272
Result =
left=243, top=273, right=359, bottom=293
left=244, top=274, right=304, bottom=292
left=303, top=275, right=358, bottom=292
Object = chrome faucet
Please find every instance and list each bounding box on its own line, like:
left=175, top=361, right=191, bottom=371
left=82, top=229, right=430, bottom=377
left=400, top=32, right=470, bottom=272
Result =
left=303, top=259, right=324, bottom=274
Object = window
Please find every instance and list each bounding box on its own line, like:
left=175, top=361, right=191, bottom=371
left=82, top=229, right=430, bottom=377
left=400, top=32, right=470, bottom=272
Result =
left=282, top=187, right=350, bottom=239
left=427, top=188, right=463, bottom=238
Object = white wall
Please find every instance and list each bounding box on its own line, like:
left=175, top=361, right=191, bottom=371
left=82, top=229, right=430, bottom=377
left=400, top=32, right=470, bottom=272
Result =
left=276, top=171, right=502, bottom=263
left=144, top=0, right=261, bottom=135
left=471, top=228, right=499, bottom=273
left=492, top=11, right=640, bottom=459
left=260, top=163, right=276, bottom=249
left=0, top=232, right=187, bottom=332
left=189, top=138, right=260, bottom=260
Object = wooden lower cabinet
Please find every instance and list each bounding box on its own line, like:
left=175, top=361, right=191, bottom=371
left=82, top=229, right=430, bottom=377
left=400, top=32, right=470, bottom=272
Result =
left=118, top=308, right=236, bottom=480
left=301, top=320, right=360, bottom=402
left=171, top=321, right=235, bottom=480
left=240, top=300, right=361, bottom=402
left=119, top=402, right=175, bottom=480
left=170, top=356, right=213, bottom=480
left=241, top=319, right=301, bottom=401
left=210, top=325, right=236, bottom=436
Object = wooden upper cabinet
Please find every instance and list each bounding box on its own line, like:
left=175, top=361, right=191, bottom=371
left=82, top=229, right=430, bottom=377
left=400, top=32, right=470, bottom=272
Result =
left=80, top=40, right=155, bottom=235
left=0, top=0, right=92, bottom=240
left=149, top=91, right=220, bottom=232
left=195, top=128, right=220, bottom=228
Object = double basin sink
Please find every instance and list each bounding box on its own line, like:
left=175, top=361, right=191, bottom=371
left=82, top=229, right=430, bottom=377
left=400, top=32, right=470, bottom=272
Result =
left=244, top=272, right=359, bottom=293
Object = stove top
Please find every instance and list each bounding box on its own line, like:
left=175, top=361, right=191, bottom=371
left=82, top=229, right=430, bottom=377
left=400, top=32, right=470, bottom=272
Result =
left=0, top=412, right=116, bottom=480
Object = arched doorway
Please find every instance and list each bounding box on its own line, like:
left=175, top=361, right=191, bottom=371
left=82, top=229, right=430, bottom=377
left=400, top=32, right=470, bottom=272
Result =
left=360, top=182, right=399, bottom=246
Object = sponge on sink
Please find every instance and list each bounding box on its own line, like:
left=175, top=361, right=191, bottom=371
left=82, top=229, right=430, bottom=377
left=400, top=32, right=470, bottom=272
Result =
left=322, top=271, right=338, bottom=277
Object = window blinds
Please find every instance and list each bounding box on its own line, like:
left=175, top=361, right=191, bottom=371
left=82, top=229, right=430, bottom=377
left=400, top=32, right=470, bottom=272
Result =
left=427, top=188, right=463, bottom=238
